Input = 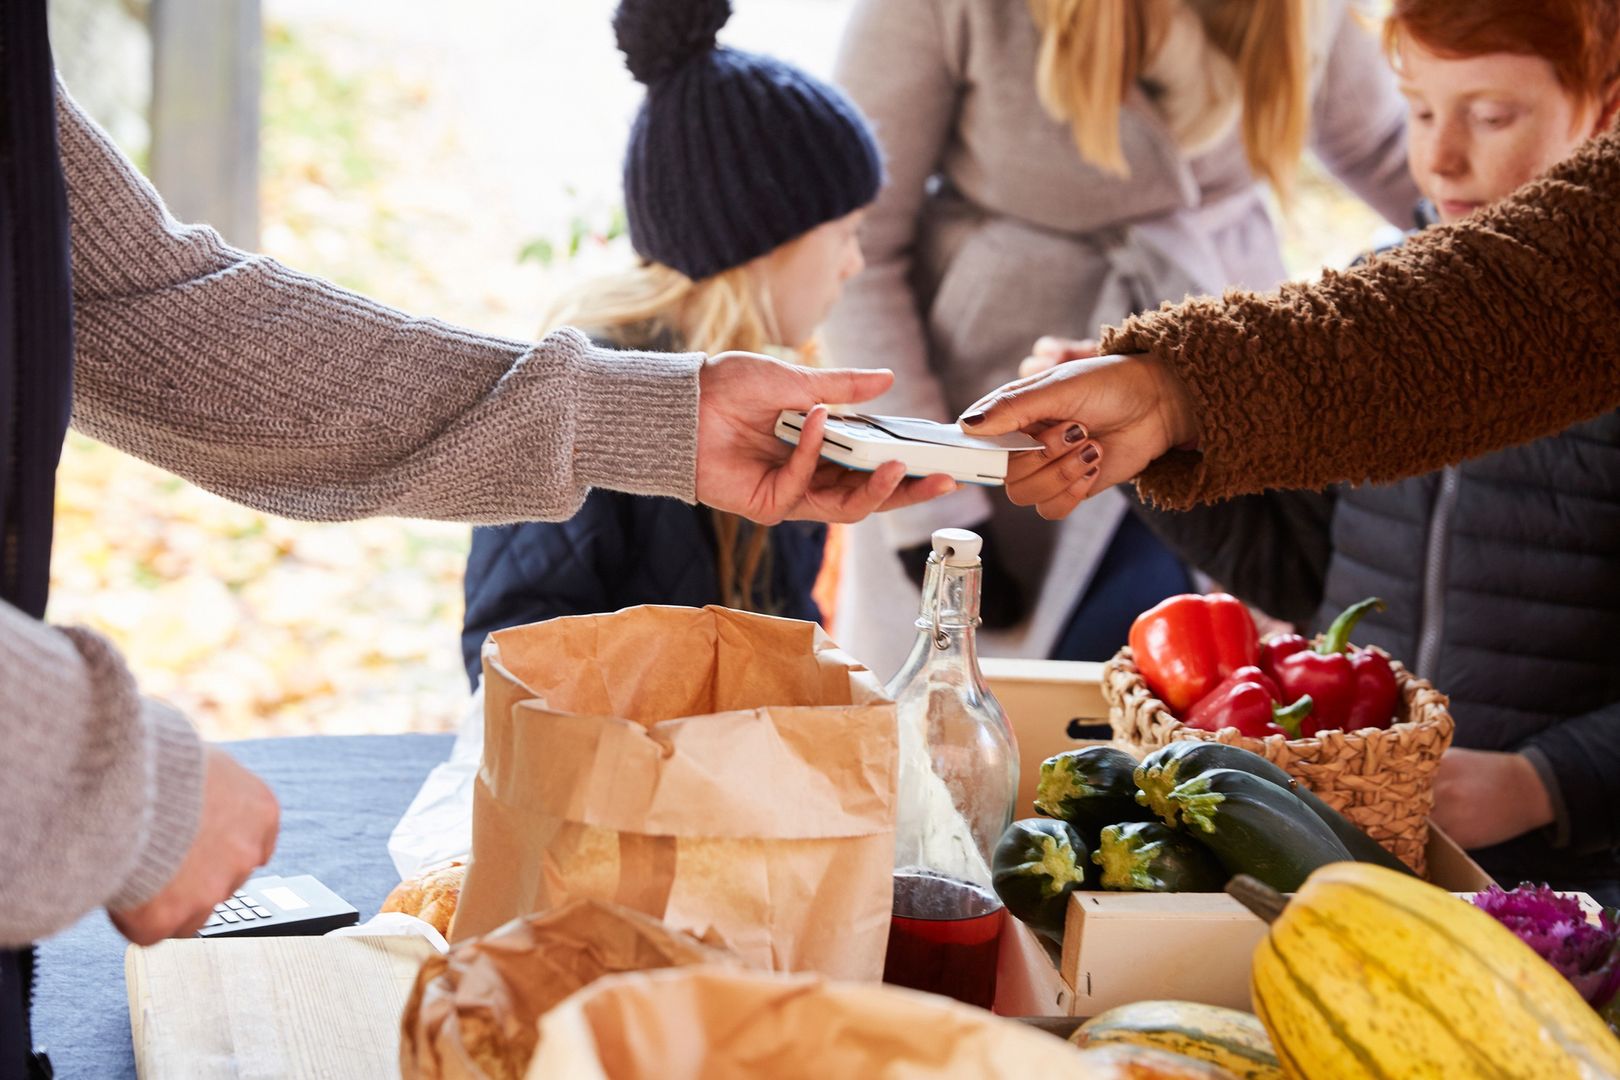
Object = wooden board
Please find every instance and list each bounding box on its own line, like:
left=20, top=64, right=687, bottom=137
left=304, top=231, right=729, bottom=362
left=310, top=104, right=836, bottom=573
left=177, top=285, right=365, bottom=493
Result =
left=126, top=935, right=434, bottom=1079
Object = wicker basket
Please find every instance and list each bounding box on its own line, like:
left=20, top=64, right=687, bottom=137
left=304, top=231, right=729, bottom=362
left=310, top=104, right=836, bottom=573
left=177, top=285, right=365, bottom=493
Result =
left=1103, top=645, right=1454, bottom=875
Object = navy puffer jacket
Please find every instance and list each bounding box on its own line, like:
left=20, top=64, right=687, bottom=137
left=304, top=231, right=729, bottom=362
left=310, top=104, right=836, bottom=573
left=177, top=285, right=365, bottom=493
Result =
left=461, top=493, right=825, bottom=685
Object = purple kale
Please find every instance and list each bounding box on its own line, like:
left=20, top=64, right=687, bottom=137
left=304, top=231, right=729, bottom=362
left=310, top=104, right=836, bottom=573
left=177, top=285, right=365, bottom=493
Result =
left=1473, top=884, right=1620, bottom=1009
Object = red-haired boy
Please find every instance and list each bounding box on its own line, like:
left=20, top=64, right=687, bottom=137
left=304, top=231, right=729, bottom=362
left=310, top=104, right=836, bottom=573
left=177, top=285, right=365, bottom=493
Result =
left=1137, top=0, right=1620, bottom=899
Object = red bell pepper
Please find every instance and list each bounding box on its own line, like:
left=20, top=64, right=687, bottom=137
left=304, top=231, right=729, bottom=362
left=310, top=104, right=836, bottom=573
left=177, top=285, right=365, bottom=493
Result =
left=1264, top=598, right=1399, bottom=737
left=1258, top=632, right=1310, bottom=676
left=1182, top=665, right=1314, bottom=738
left=1344, top=650, right=1399, bottom=732
left=1128, top=593, right=1259, bottom=713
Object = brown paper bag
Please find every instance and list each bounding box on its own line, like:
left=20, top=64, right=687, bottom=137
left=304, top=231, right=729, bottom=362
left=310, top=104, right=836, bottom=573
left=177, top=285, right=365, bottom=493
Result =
left=400, top=899, right=734, bottom=1080
left=454, top=606, right=897, bottom=981
left=526, top=967, right=1104, bottom=1079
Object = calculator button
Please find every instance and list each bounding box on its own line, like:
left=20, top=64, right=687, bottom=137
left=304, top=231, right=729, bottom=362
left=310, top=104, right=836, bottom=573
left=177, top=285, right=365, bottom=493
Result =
left=252, top=907, right=272, bottom=919
left=234, top=908, right=256, bottom=920
left=235, top=892, right=250, bottom=900
left=218, top=911, right=240, bottom=923
left=214, top=903, right=229, bottom=913
left=203, top=915, right=223, bottom=927
left=226, top=899, right=245, bottom=910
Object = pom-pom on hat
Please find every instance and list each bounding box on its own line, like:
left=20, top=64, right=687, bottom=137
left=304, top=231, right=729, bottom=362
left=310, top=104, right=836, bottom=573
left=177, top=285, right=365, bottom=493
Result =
left=613, top=0, right=883, bottom=281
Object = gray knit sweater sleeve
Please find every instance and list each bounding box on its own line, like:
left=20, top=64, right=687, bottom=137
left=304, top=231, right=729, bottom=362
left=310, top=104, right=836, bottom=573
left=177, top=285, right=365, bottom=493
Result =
left=0, top=602, right=205, bottom=945
left=60, top=88, right=704, bottom=521
left=0, top=91, right=703, bottom=944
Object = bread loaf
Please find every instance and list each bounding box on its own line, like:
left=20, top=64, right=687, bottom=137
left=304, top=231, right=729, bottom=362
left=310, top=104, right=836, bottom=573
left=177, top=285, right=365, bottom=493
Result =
left=382, top=862, right=465, bottom=936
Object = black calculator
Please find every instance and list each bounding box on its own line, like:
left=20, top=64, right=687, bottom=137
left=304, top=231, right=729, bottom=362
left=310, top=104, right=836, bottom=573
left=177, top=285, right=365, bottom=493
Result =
left=196, top=874, right=360, bottom=938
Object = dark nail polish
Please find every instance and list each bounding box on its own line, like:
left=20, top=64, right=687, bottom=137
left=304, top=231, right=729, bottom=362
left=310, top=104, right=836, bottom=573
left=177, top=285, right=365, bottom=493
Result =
left=1080, top=443, right=1100, bottom=464
left=1084, top=465, right=1100, bottom=480
left=1063, top=424, right=1084, bottom=444
left=961, top=411, right=987, bottom=427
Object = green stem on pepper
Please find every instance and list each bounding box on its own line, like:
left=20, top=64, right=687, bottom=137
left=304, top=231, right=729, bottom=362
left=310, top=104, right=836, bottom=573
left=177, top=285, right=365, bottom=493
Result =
left=1270, top=695, right=1314, bottom=739
left=1317, top=597, right=1385, bottom=655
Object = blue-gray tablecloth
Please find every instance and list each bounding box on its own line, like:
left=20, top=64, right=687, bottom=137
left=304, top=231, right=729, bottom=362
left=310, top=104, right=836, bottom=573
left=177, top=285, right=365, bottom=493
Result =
left=33, top=732, right=455, bottom=1079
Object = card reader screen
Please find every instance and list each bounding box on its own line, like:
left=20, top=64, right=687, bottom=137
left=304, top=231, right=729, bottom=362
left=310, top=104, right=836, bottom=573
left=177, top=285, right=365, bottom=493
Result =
left=262, top=885, right=309, bottom=910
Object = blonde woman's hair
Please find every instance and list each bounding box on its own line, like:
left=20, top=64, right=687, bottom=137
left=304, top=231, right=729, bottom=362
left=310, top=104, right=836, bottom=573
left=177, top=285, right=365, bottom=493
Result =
left=540, top=260, right=804, bottom=613
left=1027, top=0, right=1310, bottom=193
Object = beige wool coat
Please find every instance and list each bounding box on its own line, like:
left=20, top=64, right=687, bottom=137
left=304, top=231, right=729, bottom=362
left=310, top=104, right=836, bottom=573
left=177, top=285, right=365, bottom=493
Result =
left=824, top=0, right=1421, bottom=676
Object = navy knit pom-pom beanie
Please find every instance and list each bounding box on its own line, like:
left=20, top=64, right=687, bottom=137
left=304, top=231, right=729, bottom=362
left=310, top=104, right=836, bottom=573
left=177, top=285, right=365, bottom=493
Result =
left=613, top=0, right=883, bottom=281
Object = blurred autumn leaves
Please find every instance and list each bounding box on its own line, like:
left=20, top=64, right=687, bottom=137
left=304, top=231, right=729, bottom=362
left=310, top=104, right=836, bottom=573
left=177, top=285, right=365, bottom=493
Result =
left=46, top=21, right=478, bottom=741
left=49, top=435, right=473, bottom=739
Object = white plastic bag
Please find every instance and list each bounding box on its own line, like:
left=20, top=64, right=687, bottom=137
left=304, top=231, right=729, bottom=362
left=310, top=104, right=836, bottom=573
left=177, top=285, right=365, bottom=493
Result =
left=327, top=911, right=451, bottom=954
left=388, top=682, right=483, bottom=879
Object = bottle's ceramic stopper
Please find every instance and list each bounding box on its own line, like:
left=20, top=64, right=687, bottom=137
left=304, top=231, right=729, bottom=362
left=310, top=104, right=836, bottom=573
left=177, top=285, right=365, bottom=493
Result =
left=931, top=527, right=982, bottom=566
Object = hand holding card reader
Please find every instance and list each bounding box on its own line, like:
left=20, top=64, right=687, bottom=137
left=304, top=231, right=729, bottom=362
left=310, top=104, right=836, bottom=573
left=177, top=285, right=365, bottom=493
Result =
left=196, top=874, right=359, bottom=938
left=775, top=411, right=1043, bottom=486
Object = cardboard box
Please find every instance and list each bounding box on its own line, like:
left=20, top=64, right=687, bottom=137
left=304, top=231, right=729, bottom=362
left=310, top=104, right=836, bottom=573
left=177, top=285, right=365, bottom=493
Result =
left=1058, top=826, right=1494, bottom=1015
left=983, top=658, right=1498, bottom=1018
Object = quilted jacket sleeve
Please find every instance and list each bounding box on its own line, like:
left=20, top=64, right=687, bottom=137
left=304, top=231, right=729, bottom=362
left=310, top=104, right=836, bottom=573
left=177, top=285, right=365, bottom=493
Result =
left=1520, top=706, right=1620, bottom=857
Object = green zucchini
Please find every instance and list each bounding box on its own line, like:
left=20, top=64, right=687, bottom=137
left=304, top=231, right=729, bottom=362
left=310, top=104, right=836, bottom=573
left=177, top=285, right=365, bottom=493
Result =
left=1135, top=742, right=1414, bottom=876
left=1282, top=784, right=1415, bottom=877
left=1035, top=746, right=1157, bottom=834
left=1093, top=821, right=1228, bottom=892
left=1165, top=769, right=1353, bottom=893
left=991, top=818, right=1089, bottom=939
left=1135, top=742, right=1285, bottom=825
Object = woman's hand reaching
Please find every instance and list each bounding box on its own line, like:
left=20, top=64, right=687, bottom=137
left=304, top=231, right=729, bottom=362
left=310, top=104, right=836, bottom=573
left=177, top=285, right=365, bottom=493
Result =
left=960, top=345, right=1199, bottom=520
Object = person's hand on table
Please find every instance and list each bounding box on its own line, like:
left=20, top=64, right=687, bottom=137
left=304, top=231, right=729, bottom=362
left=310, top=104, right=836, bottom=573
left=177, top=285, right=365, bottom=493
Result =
left=1430, top=747, right=1555, bottom=851
left=110, top=747, right=280, bottom=946
left=959, top=351, right=1199, bottom=520
left=696, top=351, right=958, bottom=524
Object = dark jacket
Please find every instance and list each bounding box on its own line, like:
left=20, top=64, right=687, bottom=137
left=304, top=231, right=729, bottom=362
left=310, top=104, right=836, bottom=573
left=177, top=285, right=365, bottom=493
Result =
left=461, top=493, right=826, bottom=685
left=2, top=2, right=77, bottom=1072
left=1135, top=408, right=1620, bottom=897
left=459, top=329, right=826, bottom=685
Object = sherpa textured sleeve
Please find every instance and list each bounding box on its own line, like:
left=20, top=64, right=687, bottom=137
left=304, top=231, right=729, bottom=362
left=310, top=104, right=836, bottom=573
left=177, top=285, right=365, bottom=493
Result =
left=0, top=601, right=205, bottom=945
left=59, top=88, right=704, bottom=522
left=1102, top=121, right=1620, bottom=510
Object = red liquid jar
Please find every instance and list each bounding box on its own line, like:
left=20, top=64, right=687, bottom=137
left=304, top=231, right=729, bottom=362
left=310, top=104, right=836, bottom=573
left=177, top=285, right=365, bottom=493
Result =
left=881, top=870, right=1004, bottom=1009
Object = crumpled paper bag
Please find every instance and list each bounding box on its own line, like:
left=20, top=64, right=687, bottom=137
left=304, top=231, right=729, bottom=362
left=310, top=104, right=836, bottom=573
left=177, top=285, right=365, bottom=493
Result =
left=454, top=606, right=897, bottom=981
left=400, top=899, right=733, bottom=1080
left=527, top=966, right=1103, bottom=1079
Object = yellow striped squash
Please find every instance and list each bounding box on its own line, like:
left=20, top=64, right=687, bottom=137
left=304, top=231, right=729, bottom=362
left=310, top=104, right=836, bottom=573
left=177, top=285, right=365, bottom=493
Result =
left=1247, top=863, right=1620, bottom=1079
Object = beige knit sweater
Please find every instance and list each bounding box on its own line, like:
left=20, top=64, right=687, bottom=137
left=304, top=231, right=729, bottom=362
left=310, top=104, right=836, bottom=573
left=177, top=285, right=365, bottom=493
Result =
left=0, top=91, right=702, bottom=945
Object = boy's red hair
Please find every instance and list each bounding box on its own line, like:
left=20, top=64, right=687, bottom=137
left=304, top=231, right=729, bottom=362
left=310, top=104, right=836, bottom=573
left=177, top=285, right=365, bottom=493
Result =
left=1386, top=0, right=1620, bottom=106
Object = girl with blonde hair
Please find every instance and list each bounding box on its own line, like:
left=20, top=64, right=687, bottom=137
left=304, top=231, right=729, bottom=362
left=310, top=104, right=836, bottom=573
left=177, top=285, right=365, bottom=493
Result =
left=826, top=0, right=1422, bottom=676
left=459, top=0, right=882, bottom=682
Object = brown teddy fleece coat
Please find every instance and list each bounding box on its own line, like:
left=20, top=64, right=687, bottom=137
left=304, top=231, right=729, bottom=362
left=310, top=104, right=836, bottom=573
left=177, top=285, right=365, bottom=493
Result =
left=1104, top=119, right=1620, bottom=510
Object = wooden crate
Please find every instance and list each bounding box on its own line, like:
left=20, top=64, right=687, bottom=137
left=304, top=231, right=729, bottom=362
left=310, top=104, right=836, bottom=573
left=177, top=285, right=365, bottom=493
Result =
left=1058, top=827, right=1494, bottom=1015
left=983, top=658, right=1110, bottom=817
left=981, top=658, right=1496, bottom=1018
